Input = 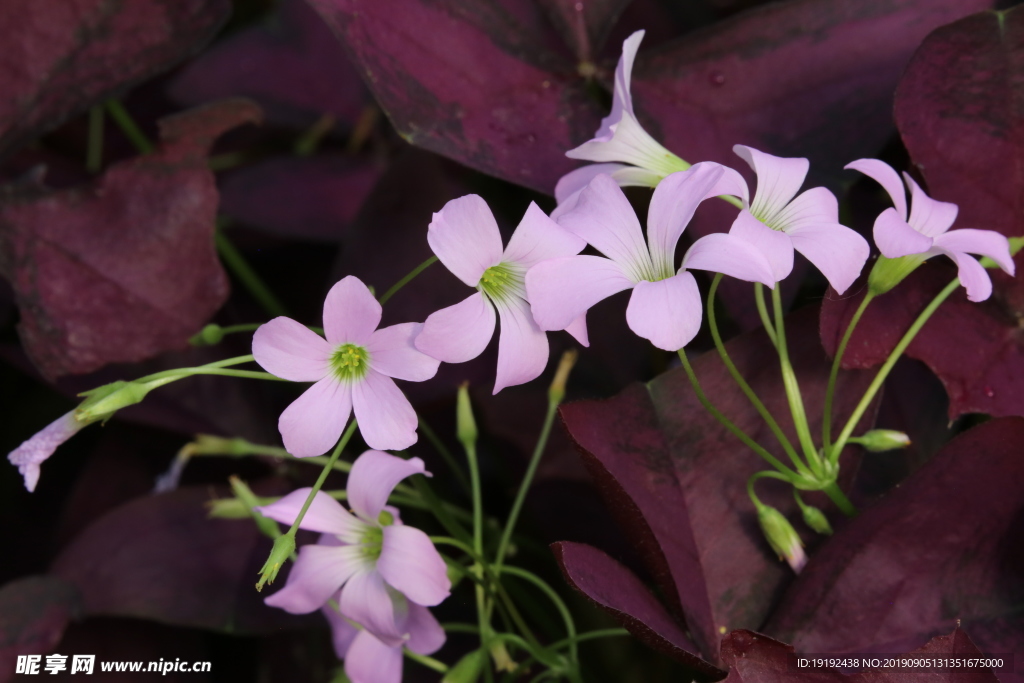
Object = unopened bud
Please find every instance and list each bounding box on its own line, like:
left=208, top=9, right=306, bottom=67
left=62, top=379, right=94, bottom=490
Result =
left=76, top=380, right=154, bottom=423
left=189, top=323, right=225, bottom=346
left=798, top=504, right=833, bottom=536
left=757, top=506, right=807, bottom=573
left=853, top=429, right=911, bottom=452
left=867, top=254, right=928, bottom=296
left=456, top=383, right=478, bottom=448
left=229, top=477, right=282, bottom=539
left=442, top=648, right=488, bottom=683
left=257, top=534, right=296, bottom=590
left=548, top=349, right=578, bottom=406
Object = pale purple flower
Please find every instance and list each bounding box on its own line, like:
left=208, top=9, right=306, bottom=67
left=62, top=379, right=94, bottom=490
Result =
left=7, top=411, right=82, bottom=492
left=554, top=30, right=687, bottom=218
left=527, top=164, right=777, bottom=351
left=259, top=450, right=451, bottom=646
left=846, top=158, right=1015, bottom=302
left=252, top=276, right=440, bottom=457
left=414, top=196, right=587, bottom=393
left=716, top=145, right=870, bottom=295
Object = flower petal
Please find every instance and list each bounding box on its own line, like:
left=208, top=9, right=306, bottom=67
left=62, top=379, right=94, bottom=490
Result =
left=252, top=317, right=332, bottom=381
left=256, top=488, right=364, bottom=537
left=347, top=450, right=428, bottom=522
left=564, top=313, right=590, bottom=347
left=681, top=233, right=776, bottom=287
left=427, top=194, right=504, bottom=287
left=904, top=173, right=958, bottom=238
left=555, top=174, right=654, bottom=279
left=366, top=323, right=440, bottom=382
left=403, top=603, right=446, bottom=655
left=552, top=164, right=664, bottom=220
left=322, top=601, right=359, bottom=660
left=787, top=221, right=871, bottom=295
left=933, top=229, right=1015, bottom=275
left=845, top=159, right=908, bottom=220
left=525, top=255, right=634, bottom=332
left=567, top=114, right=682, bottom=177
left=729, top=210, right=795, bottom=282
left=872, top=207, right=934, bottom=258
left=733, top=145, right=808, bottom=220
left=625, top=272, right=702, bottom=351
left=340, top=569, right=403, bottom=646
left=554, top=163, right=632, bottom=205
left=774, top=187, right=839, bottom=230
left=323, top=276, right=382, bottom=346
left=415, top=292, right=496, bottom=363
left=595, top=30, right=644, bottom=140
left=502, top=202, right=585, bottom=270
left=378, top=525, right=451, bottom=607
left=265, top=544, right=366, bottom=614
left=936, top=249, right=993, bottom=302
left=345, top=629, right=403, bottom=683
left=646, top=163, right=728, bottom=276
left=279, top=378, right=353, bottom=458
left=493, top=297, right=549, bottom=394
left=352, top=371, right=418, bottom=451
left=7, top=411, right=82, bottom=493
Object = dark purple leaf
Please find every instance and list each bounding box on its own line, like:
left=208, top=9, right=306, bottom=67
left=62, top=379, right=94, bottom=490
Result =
left=0, top=576, right=79, bottom=682
left=0, top=0, right=229, bottom=157
left=560, top=306, right=877, bottom=662
left=537, top=0, right=634, bottom=62
left=764, top=418, right=1024, bottom=664
left=168, top=0, right=368, bottom=130
left=0, top=99, right=262, bottom=380
left=552, top=541, right=725, bottom=680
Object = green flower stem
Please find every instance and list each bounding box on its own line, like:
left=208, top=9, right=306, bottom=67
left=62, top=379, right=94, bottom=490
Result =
left=829, top=277, right=960, bottom=466
left=822, top=292, right=875, bottom=451
left=136, top=354, right=256, bottom=384
left=718, top=194, right=744, bottom=209
left=379, top=256, right=439, bottom=305
left=284, top=421, right=358, bottom=536
left=215, top=229, right=289, bottom=318
left=746, top=470, right=790, bottom=510
left=754, top=284, right=778, bottom=348
left=417, top=416, right=472, bottom=496
left=677, top=349, right=800, bottom=479
left=87, top=105, right=104, bottom=173
left=549, top=629, right=629, bottom=651
left=459, top=430, right=493, bottom=667
left=105, top=100, right=153, bottom=154
left=403, top=651, right=448, bottom=674
left=821, top=480, right=856, bottom=518
left=708, top=275, right=806, bottom=474
left=500, top=566, right=579, bottom=679
left=771, top=285, right=824, bottom=475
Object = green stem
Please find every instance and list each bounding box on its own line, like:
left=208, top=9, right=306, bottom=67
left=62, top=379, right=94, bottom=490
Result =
left=462, top=436, right=491, bottom=661
left=379, top=256, right=439, bottom=305
left=215, top=229, right=289, bottom=318
left=718, top=194, right=744, bottom=209
left=821, top=480, right=857, bottom=517
left=830, top=278, right=959, bottom=465
left=285, top=421, right=358, bottom=536
left=500, top=566, right=579, bottom=676
left=708, top=275, right=806, bottom=474
left=822, top=292, right=874, bottom=451
left=403, top=651, right=448, bottom=674
left=135, top=354, right=256, bottom=384
left=86, top=106, right=104, bottom=173
left=754, top=283, right=778, bottom=348
left=105, top=100, right=154, bottom=154
left=746, top=470, right=790, bottom=509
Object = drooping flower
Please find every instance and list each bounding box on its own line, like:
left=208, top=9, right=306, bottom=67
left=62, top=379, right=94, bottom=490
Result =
left=258, top=450, right=451, bottom=646
left=414, top=197, right=587, bottom=393
left=527, top=164, right=777, bottom=351
left=554, top=30, right=688, bottom=218
left=715, top=145, right=870, bottom=295
left=7, top=412, right=83, bottom=492
left=846, top=158, right=1014, bottom=302
left=252, top=276, right=440, bottom=456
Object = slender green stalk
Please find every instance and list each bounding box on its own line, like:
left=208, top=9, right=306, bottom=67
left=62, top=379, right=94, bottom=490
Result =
left=403, top=651, right=448, bottom=674
left=158, top=367, right=285, bottom=382
left=500, top=566, right=579, bottom=678
left=830, top=278, right=959, bottom=465
left=754, top=284, right=778, bottom=348
left=822, top=292, right=875, bottom=451
left=718, top=194, right=744, bottom=209
left=746, top=470, right=790, bottom=508
left=417, top=416, right=471, bottom=495
left=135, top=354, right=256, bottom=384
left=285, top=422, right=358, bottom=536
left=708, top=275, right=806, bottom=474
left=379, top=256, right=439, bottom=305
left=821, top=480, right=856, bottom=517
left=215, top=230, right=289, bottom=318
left=86, top=106, right=104, bottom=173
left=105, top=100, right=154, bottom=154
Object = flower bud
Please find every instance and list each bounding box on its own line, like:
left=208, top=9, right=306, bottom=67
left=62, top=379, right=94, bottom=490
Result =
left=442, top=648, right=488, bottom=683
left=257, top=534, right=296, bottom=590
left=229, top=476, right=282, bottom=539
left=76, top=380, right=154, bottom=423
left=189, top=323, right=225, bottom=346
left=548, top=349, right=578, bottom=406
left=456, top=383, right=478, bottom=448
left=799, top=504, right=833, bottom=536
left=854, top=429, right=911, bottom=452
left=757, top=506, right=807, bottom=573
left=867, top=254, right=927, bottom=296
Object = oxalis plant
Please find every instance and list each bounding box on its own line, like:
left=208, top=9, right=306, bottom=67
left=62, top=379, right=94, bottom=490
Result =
left=4, top=1, right=1024, bottom=682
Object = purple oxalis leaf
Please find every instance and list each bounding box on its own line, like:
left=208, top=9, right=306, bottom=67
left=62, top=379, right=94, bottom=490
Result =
left=536, top=0, right=634, bottom=62
left=0, top=0, right=229, bottom=158
left=0, top=576, right=79, bottom=683
left=0, top=99, right=262, bottom=380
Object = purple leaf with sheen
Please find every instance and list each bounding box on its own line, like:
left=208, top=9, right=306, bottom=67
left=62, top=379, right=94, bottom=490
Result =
left=0, top=576, right=79, bottom=678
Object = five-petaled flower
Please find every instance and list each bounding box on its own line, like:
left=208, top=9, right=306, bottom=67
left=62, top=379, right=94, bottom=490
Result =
left=253, top=276, right=440, bottom=457
left=414, top=196, right=587, bottom=393
left=259, top=450, right=451, bottom=647
left=846, top=158, right=1014, bottom=302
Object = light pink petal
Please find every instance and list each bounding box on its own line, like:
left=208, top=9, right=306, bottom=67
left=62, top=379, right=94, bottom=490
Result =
left=347, top=450, right=428, bottom=522
left=252, top=317, right=332, bottom=381
left=625, top=272, right=702, bottom=351
left=733, top=145, right=808, bottom=220
left=366, top=323, right=440, bottom=382
left=873, top=207, right=933, bottom=258
left=555, top=163, right=632, bottom=204
left=378, top=525, right=451, bottom=606
left=935, top=249, right=993, bottom=302
left=564, top=314, right=590, bottom=347
left=933, top=229, right=1015, bottom=275
left=323, top=276, right=382, bottom=346
left=265, top=544, right=366, bottom=614
left=7, top=411, right=81, bottom=493
left=774, top=187, right=840, bottom=230
left=427, top=194, right=504, bottom=287
left=845, top=159, right=907, bottom=220
left=682, top=233, right=776, bottom=287
left=647, top=163, right=729, bottom=276
left=352, top=371, right=418, bottom=451
left=705, top=164, right=750, bottom=206
left=904, top=173, right=958, bottom=238
left=502, top=202, right=585, bottom=269
left=595, top=30, right=644, bottom=139
left=555, top=174, right=655, bottom=279
left=493, top=297, right=549, bottom=394
left=345, top=630, right=403, bottom=683
left=403, top=603, right=446, bottom=655
left=322, top=600, right=359, bottom=659
left=525, top=255, right=634, bottom=332
left=279, top=378, right=353, bottom=458
left=787, top=221, right=871, bottom=295
left=552, top=165, right=664, bottom=221
left=729, top=210, right=795, bottom=283
left=415, top=292, right=496, bottom=363
left=340, top=569, right=403, bottom=646
left=256, top=488, right=364, bottom=537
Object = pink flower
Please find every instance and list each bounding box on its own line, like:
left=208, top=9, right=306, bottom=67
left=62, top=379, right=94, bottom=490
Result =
left=258, top=450, right=451, bottom=646
left=7, top=412, right=82, bottom=492
left=527, top=164, right=777, bottom=351
left=252, top=276, right=440, bottom=456
left=846, top=159, right=1015, bottom=302
left=414, top=196, right=586, bottom=393
left=717, top=145, right=870, bottom=295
